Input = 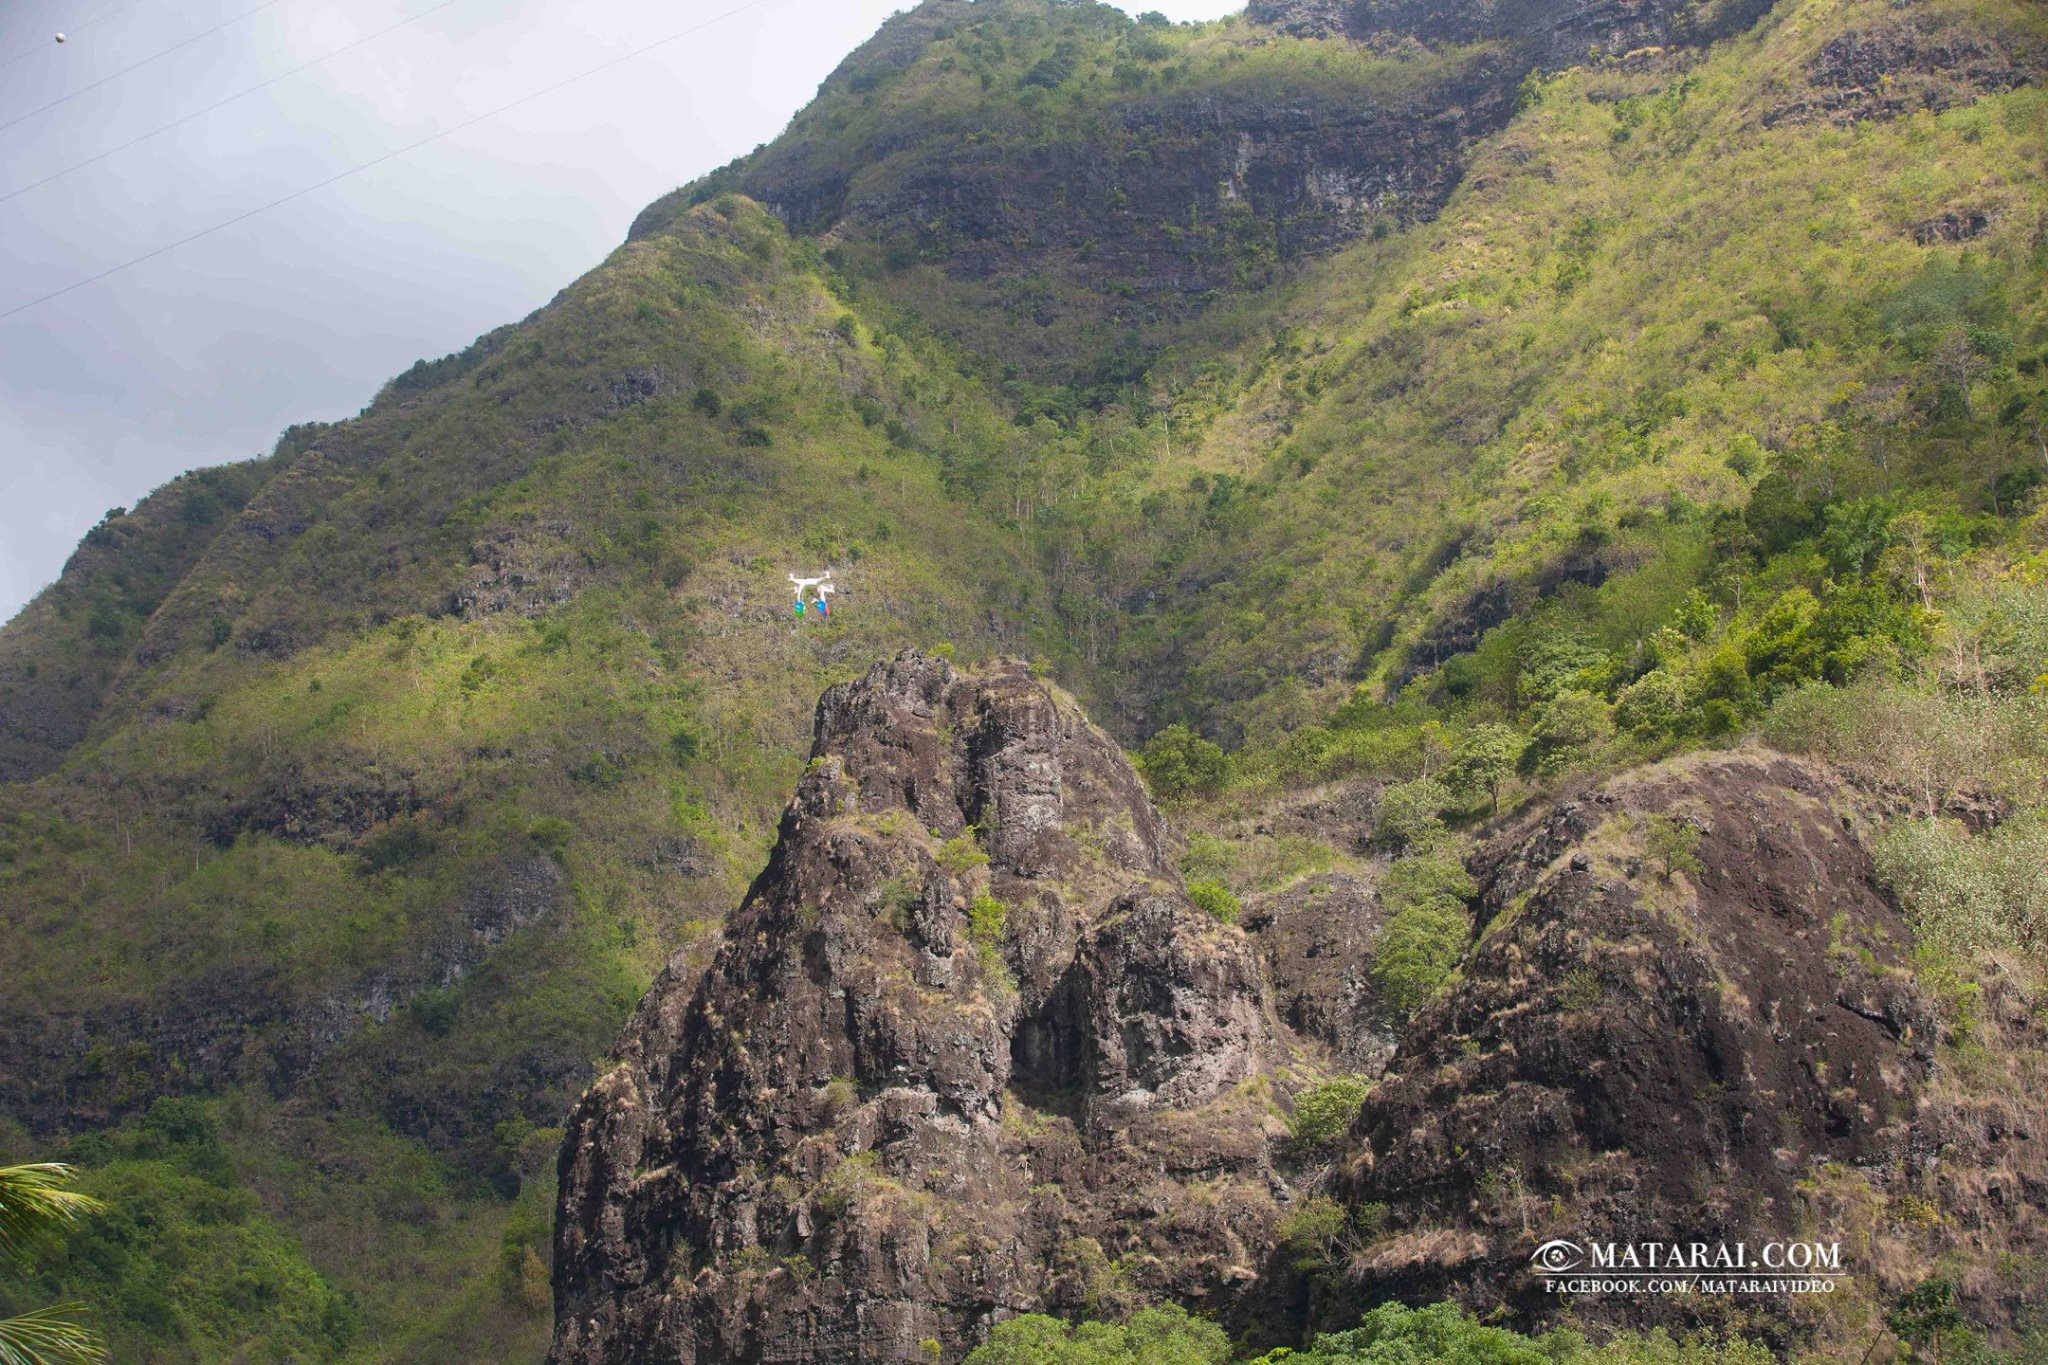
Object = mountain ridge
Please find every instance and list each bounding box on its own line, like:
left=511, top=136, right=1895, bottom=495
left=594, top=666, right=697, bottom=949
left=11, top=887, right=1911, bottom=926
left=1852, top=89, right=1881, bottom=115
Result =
left=1, top=0, right=2044, bottom=1359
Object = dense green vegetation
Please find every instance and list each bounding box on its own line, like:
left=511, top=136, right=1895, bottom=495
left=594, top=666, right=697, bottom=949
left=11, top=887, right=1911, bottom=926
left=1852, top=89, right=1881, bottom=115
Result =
left=0, top=0, right=2044, bottom=1358
left=965, top=1305, right=1232, bottom=1365
left=0, top=458, right=284, bottom=782
left=965, top=1297, right=2048, bottom=1364
left=1250, top=1303, right=1777, bottom=1365
left=963, top=1302, right=1785, bottom=1365
left=19, top=1102, right=352, bottom=1363
left=1285, top=1075, right=1372, bottom=1151
left=960, top=1292, right=2048, bottom=1364
left=910, top=0, right=2048, bottom=752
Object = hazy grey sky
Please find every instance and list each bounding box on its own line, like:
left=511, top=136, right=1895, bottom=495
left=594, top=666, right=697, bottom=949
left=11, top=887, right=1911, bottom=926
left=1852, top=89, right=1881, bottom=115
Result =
left=0, top=0, right=1237, bottom=622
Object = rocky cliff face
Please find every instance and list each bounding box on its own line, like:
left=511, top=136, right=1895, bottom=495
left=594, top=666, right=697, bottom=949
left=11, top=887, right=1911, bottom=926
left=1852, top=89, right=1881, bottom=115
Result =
left=554, top=668, right=2048, bottom=1354
left=0, top=850, right=569, bottom=1134
left=625, top=0, right=1802, bottom=384
left=1334, top=753, right=1943, bottom=1335
left=548, top=653, right=1296, bottom=1364
left=1259, top=0, right=1780, bottom=60
left=1765, top=10, right=2036, bottom=126
left=1245, top=870, right=1397, bottom=1075
left=631, top=21, right=1517, bottom=379
left=734, top=66, right=1511, bottom=279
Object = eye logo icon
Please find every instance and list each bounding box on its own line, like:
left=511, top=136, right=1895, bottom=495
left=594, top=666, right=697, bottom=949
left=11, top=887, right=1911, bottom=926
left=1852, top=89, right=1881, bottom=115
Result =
left=1531, top=1240, right=1586, bottom=1274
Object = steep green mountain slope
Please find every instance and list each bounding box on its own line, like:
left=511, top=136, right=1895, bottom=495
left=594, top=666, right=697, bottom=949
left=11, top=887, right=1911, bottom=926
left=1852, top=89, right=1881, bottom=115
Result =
left=1109, top=0, right=2048, bottom=742
left=0, top=0, right=2043, bottom=1359
left=0, top=199, right=1066, bottom=1363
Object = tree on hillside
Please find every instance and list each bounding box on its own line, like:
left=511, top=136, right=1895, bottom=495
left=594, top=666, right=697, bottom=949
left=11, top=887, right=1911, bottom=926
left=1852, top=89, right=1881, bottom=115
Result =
left=1520, top=690, right=1613, bottom=778
left=1251, top=1301, right=1555, bottom=1365
left=1138, top=725, right=1227, bottom=803
left=966, top=1304, right=1228, bottom=1365
left=0, top=1163, right=107, bottom=1365
left=1887, top=1278, right=1965, bottom=1365
left=1927, top=327, right=1991, bottom=419
left=1451, top=724, right=1524, bottom=814
left=2006, top=383, right=2048, bottom=473
left=1372, top=776, right=1451, bottom=855
left=1614, top=669, right=1687, bottom=741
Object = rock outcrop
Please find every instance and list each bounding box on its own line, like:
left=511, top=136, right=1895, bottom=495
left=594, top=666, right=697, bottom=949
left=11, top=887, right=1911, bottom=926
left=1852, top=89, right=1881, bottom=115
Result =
left=552, top=681, right=2045, bottom=1356
left=0, top=851, right=570, bottom=1133
left=1245, top=871, right=1397, bottom=1075
left=1245, top=0, right=1357, bottom=40
left=624, top=0, right=1804, bottom=385
left=1250, top=0, right=1779, bottom=60
left=1333, top=752, right=1939, bottom=1336
left=634, top=46, right=1518, bottom=362
left=548, top=653, right=1293, bottom=1364
left=1766, top=14, right=2036, bottom=127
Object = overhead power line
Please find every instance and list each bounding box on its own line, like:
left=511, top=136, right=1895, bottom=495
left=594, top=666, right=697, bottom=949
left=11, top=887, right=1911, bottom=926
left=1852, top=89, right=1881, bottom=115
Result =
left=2, top=0, right=150, bottom=71
left=3, top=0, right=474, bottom=204
left=0, top=0, right=294, bottom=136
left=0, top=0, right=783, bottom=322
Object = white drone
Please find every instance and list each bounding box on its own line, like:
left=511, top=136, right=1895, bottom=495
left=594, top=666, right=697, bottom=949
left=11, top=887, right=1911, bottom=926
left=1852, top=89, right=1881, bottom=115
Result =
left=789, top=571, right=836, bottom=618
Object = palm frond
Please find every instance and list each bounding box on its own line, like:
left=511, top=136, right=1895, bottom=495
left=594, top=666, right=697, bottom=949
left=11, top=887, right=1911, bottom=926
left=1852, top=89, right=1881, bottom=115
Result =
left=0, top=1167, right=105, bottom=1266
left=0, top=1305, right=106, bottom=1365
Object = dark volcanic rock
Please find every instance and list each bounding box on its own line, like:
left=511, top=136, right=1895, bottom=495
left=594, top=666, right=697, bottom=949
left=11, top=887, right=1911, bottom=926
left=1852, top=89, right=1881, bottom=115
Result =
left=1253, top=780, right=1383, bottom=853
left=1246, top=0, right=1357, bottom=40
left=1397, top=548, right=1611, bottom=688
left=548, top=679, right=2029, bottom=1356
left=0, top=853, right=568, bottom=1133
left=203, top=760, right=422, bottom=848
left=625, top=0, right=1792, bottom=383
left=1270, top=0, right=1780, bottom=63
left=454, top=520, right=583, bottom=618
left=712, top=72, right=1519, bottom=337
left=1767, top=18, right=2036, bottom=127
left=1333, top=751, right=1937, bottom=1335
left=1912, top=208, right=1996, bottom=246
left=549, top=652, right=1291, bottom=1365
left=1245, top=871, right=1398, bottom=1074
